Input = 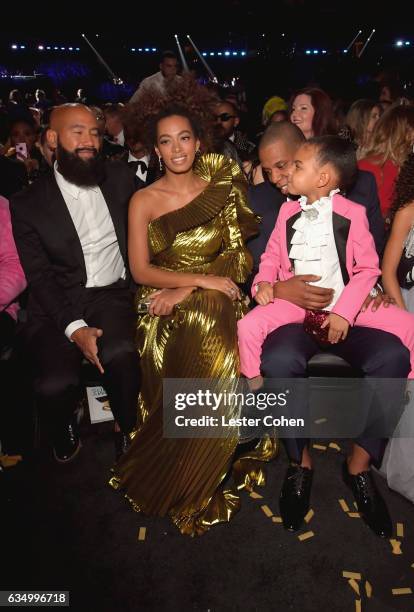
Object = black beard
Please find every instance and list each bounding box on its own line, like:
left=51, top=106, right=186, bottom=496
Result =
left=56, top=142, right=106, bottom=187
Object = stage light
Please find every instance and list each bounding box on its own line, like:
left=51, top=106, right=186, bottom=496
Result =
left=343, top=49, right=348, bottom=53
left=47, top=46, right=51, bottom=50
left=210, top=52, right=215, bottom=56
left=305, top=50, right=311, bottom=55
left=61, top=47, right=65, bottom=50
left=76, top=48, right=80, bottom=51
left=232, top=51, right=238, bottom=55
left=145, top=48, right=149, bottom=52
left=405, top=41, right=411, bottom=46
left=20, top=45, right=25, bottom=49
left=218, top=52, right=223, bottom=56
left=69, top=47, right=73, bottom=51
left=241, top=51, right=246, bottom=56
left=11, top=44, right=17, bottom=49
left=396, top=40, right=403, bottom=47
left=138, top=48, right=142, bottom=52
left=131, top=48, right=135, bottom=51
left=152, top=48, right=156, bottom=51
left=322, top=49, right=327, bottom=54
left=38, top=45, right=44, bottom=50
left=224, top=51, right=230, bottom=56
left=54, top=46, right=59, bottom=50
left=313, top=50, right=319, bottom=54
left=202, top=52, right=207, bottom=56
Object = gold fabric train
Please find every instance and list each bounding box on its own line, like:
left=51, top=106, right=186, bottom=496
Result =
left=109, top=154, right=278, bottom=536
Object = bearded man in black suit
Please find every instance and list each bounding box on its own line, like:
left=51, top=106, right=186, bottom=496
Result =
left=11, top=104, right=140, bottom=463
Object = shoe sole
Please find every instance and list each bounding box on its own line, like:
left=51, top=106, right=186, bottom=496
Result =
left=53, top=440, right=82, bottom=464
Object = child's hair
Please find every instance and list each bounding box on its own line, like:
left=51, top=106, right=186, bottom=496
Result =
left=307, top=135, right=358, bottom=193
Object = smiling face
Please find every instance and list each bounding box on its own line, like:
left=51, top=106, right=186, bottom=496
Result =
left=47, top=104, right=105, bottom=187
left=155, top=114, right=200, bottom=174
left=47, top=105, right=101, bottom=160
left=259, top=140, right=299, bottom=195
left=290, top=94, right=315, bottom=139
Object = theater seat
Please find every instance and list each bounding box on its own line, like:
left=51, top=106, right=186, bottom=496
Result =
left=307, top=352, right=363, bottom=378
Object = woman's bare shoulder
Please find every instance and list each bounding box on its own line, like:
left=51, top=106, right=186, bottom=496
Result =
left=129, top=181, right=165, bottom=211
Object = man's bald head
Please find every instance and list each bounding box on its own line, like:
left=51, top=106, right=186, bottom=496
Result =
left=259, top=121, right=306, bottom=195
left=49, top=104, right=96, bottom=130
left=258, top=120, right=305, bottom=153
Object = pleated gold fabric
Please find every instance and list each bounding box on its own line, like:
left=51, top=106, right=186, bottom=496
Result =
left=109, top=154, right=278, bottom=536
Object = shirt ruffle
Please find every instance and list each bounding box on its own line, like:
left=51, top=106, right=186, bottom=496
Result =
left=288, top=189, right=339, bottom=261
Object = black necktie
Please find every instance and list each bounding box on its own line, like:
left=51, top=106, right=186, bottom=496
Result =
left=128, top=160, right=148, bottom=175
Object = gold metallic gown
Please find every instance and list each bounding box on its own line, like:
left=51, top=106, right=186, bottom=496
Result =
left=109, top=154, right=278, bottom=536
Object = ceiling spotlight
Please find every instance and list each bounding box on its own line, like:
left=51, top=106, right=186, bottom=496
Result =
left=11, top=44, right=17, bottom=49
left=38, top=45, right=44, bottom=50
left=396, top=40, right=403, bottom=47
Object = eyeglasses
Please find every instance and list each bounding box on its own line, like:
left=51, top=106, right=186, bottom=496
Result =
left=215, top=113, right=236, bottom=122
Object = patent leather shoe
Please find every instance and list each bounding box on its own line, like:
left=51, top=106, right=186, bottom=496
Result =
left=279, top=464, right=313, bottom=531
left=342, top=461, right=392, bottom=538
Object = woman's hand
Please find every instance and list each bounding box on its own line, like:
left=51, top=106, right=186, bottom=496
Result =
left=198, top=275, right=241, bottom=300
left=255, top=282, right=274, bottom=306
left=148, top=287, right=195, bottom=317
left=360, top=287, right=396, bottom=312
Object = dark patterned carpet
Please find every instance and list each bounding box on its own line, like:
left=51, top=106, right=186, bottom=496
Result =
left=3, top=416, right=414, bottom=612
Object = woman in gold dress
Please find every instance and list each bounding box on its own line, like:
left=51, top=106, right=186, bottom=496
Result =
left=110, top=81, right=277, bottom=536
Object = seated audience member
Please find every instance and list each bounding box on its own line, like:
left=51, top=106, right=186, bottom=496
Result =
left=358, top=105, right=414, bottom=224
left=5, top=118, right=44, bottom=183
left=346, top=99, right=382, bottom=159
left=0, top=196, right=26, bottom=352
left=122, top=122, right=159, bottom=190
left=0, top=195, right=27, bottom=456
left=245, top=122, right=410, bottom=537
left=10, top=104, right=140, bottom=464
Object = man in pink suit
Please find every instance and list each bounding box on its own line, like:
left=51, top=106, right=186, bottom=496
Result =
left=239, top=136, right=414, bottom=537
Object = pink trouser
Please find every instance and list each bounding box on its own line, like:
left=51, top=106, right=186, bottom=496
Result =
left=237, top=299, right=414, bottom=379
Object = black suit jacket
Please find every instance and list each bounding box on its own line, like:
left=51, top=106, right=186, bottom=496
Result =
left=247, top=170, right=385, bottom=279
left=121, top=151, right=160, bottom=191
left=346, top=169, right=385, bottom=257
left=10, top=161, right=136, bottom=333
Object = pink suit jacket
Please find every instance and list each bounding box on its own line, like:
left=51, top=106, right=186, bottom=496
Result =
left=252, top=194, right=381, bottom=325
left=0, top=195, right=27, bottom=321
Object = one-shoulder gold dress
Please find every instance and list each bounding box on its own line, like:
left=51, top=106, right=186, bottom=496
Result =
left=109, top=154, right=278, bottom=536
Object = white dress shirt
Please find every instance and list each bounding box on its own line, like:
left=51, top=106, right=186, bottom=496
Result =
left=129, top=72, right=182, bottom=103
left=127, top=152, right=150, bottom=182
left=289, top=190, right=344, bottom=311
left=54, top=163, right=126, bottom=339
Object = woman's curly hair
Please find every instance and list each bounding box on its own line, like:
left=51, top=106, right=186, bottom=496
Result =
left=123, top=75, right=219, bottom=152
left=391, top=152, right=414, bottom=217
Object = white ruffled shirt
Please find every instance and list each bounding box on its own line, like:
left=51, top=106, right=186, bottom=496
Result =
left=288, top=189, right=344, bottom=311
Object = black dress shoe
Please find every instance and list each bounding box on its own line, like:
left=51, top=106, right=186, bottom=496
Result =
left=279, top=464, right=313, bottom=531
left=114, top=432, right=132, bottom=460
left=342, top=461, right=392, bottom=538
left=53, top=419, right=81, bottom=463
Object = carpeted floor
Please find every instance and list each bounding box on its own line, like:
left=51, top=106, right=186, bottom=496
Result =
left=3, top=419, right=414, bottom=612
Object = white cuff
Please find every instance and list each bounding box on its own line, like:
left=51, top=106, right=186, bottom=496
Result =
left=65, top=320, right=88, bottom=341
